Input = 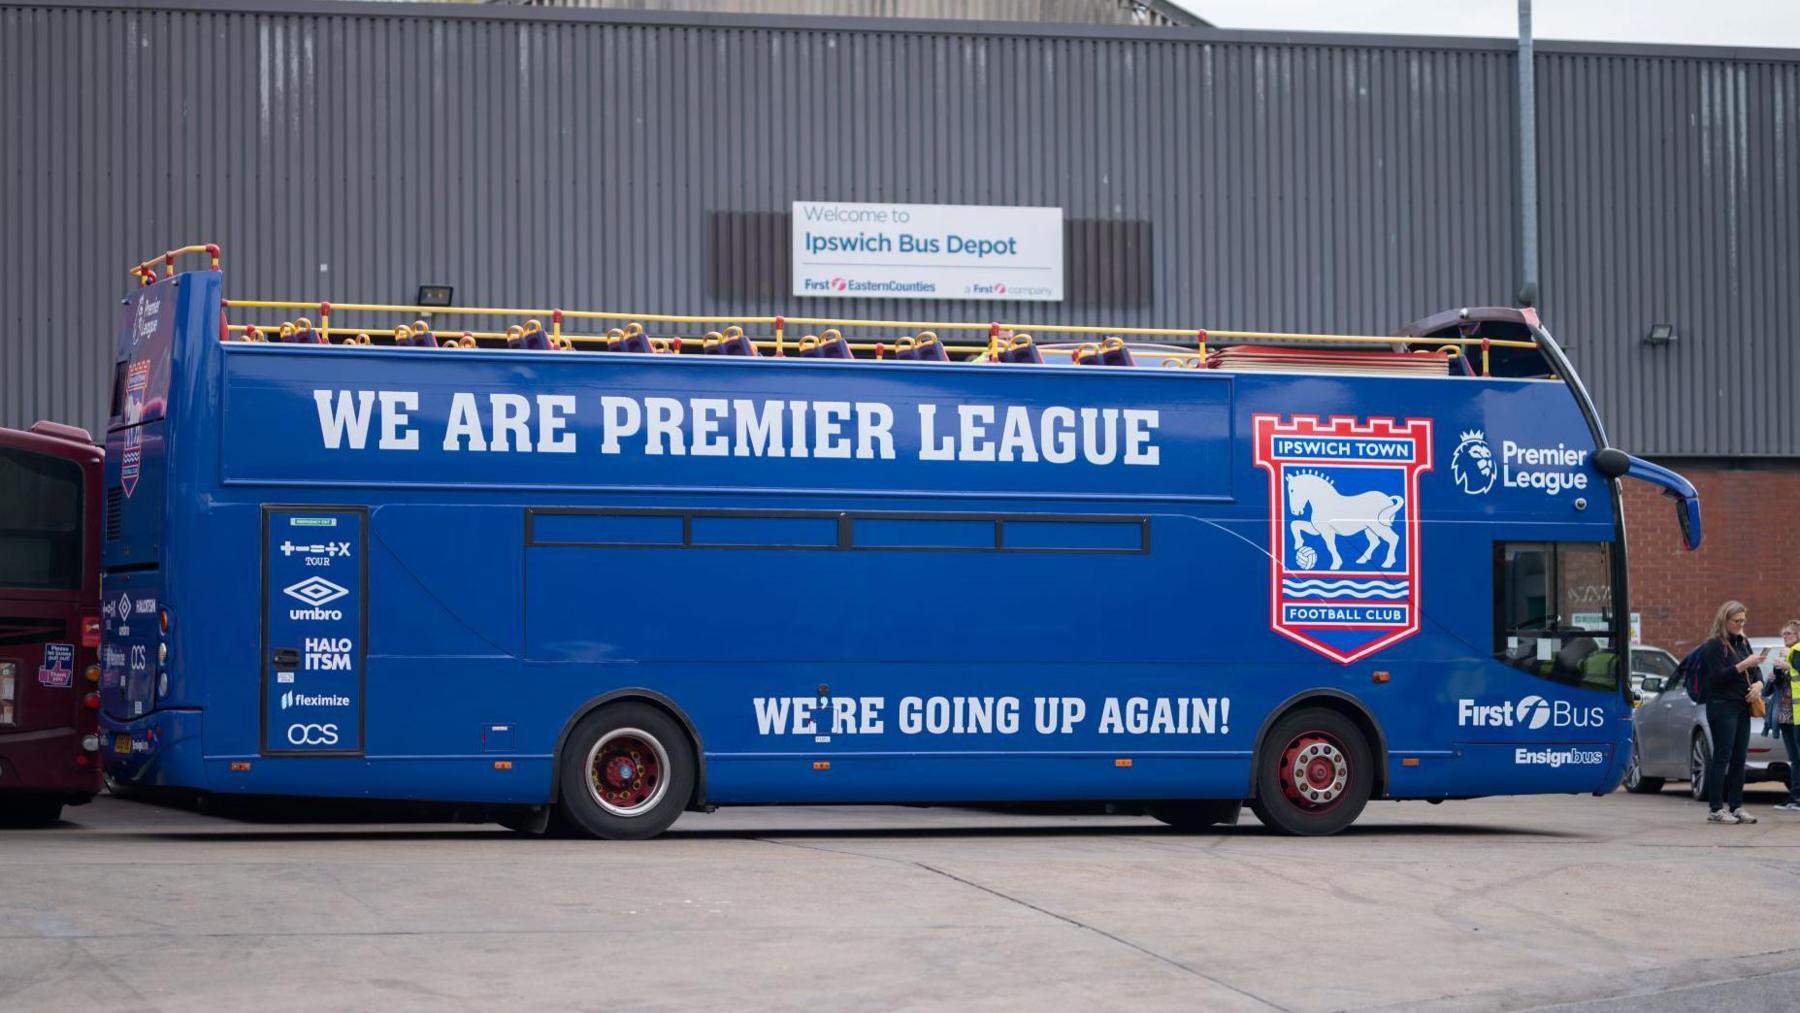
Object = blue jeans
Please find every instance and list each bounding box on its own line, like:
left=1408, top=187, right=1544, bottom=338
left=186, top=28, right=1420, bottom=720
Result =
left=1706, top=700, right=1750, bottom=812
left=1782, top=723, right=1800, bottom=804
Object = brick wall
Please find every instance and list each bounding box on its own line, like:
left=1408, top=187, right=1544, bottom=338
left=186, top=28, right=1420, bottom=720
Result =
left=1621, top=461, right=1800, bottom=654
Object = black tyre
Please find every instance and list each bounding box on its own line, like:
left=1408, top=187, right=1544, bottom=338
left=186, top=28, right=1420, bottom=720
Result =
left=1690, top=734, right=1710, bottom=803
left=1148, top=799, right=1241, bottom=831
left=1622, top=740, right=1664, bottom=794
left=1248, top=708, right=1373, bottom=836
left=0, top=796, right=65, bottom=828
left=557, top=703, right=695, bottom=841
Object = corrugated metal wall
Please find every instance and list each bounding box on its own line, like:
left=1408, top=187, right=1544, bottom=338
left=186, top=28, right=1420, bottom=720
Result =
left=2, top=2, right=1796, bottom=457
left=1537, top=51, right=1800, bottom=456
left=496, top=0, right=1202, bottom=28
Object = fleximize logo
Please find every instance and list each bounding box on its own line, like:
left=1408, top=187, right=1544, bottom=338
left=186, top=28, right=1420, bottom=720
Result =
left=280, top=691, right=351, bottom=710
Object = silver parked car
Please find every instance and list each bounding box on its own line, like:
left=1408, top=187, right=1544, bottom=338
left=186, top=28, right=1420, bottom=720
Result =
left=1623, top=645, right=1789, bottom=798
left=1629, top=645, right=1677, bottom=703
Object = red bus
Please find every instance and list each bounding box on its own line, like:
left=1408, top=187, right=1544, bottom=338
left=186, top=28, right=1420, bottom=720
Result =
left=0, top=422, right=104, bottom=826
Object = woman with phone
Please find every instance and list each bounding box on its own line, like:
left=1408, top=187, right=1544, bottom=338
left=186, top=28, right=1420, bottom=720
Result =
left=1702, top=600, right=1770, bottom=824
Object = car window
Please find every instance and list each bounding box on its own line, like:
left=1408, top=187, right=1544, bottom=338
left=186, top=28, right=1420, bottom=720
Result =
left=1633, top=650, right=1677, bottom=679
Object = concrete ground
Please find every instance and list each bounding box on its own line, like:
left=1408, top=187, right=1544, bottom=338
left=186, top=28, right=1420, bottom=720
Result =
left=4, top=784, right=1800, bottom=1012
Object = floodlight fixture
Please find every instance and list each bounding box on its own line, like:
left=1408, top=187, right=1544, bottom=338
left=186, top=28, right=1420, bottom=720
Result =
left=416, top=284, right=454, bottom=308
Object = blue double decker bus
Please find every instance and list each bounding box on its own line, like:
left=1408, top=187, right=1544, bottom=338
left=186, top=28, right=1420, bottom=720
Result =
left=99, top=246, right=1700, bottom=838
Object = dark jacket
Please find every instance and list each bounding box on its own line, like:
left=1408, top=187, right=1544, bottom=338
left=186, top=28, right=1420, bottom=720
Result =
left=1704, top=634, right=1758, bottom=705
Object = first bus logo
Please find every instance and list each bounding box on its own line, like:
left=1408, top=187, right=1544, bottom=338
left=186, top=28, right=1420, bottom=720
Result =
left=1253, top=414, right=1434, bottom=664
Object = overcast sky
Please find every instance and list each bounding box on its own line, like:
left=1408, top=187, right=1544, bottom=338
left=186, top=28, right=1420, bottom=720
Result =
left=1180, top=1, right=1800, bottom=49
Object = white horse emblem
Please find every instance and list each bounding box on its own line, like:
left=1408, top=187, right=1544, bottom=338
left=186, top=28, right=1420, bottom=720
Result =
left=1286, top=471, right=1405, bottom=570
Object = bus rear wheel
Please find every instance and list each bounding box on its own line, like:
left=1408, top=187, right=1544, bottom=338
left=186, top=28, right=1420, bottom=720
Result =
left=1249, top=708, right=1372, bottom=836
left=557, top=703, right=695, bottom=841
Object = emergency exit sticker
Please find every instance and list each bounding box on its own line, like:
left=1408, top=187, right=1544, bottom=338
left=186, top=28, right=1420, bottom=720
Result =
left=39, top=643, right=74, bottom=688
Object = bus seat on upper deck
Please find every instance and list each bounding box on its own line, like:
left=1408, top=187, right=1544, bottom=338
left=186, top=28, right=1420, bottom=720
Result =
left=703, top=327, right=759, bottom=356
left=999, top=335, right=1043, bottom=364
left=507, top=321, right=553, bottom=351
left=1075, top=337, right=1134, bottom=367
left=892, top=333, right=948, bottom=361
left=606, top=324, right=655, bottom=353
left=277, top=318, right=326, bottom=344
left=797, top=330, right=854, bottom=359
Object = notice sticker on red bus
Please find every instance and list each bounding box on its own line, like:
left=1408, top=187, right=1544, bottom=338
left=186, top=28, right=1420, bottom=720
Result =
left=38, top=643, right=74, bottom=688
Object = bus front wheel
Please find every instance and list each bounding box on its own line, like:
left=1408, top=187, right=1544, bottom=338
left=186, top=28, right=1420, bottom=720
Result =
left=557, top=703, right=695, bottom=841
left=1249, top=708, right=1372, bottom=836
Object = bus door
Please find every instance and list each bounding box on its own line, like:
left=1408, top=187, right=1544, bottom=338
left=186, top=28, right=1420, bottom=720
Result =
left=1472, top=541, right=1625, bottom=791
left=0, top=423, right=104, bottom=821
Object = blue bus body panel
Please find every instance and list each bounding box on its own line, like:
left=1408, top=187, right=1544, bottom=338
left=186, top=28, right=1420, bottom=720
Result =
left=102, top=271, right=1635, bottom=806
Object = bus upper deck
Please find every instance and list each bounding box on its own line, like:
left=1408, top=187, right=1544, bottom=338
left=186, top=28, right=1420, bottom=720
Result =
left=98, top=244, right=1700, bottom=838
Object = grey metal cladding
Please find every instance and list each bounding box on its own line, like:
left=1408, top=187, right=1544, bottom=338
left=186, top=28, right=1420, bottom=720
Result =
left=1537, top=51, right=1800, bottom=457
left=2, top=2, right=1796, bottom=457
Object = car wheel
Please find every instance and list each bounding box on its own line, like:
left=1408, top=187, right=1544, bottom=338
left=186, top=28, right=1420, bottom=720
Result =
left=1247, top=708, right=1372, bottom=836
left=556, top=702, right=695, bottom=841
left=1690, top=735, right=1711, bottom=803
left=1623, top=741, right=1664, bottom=794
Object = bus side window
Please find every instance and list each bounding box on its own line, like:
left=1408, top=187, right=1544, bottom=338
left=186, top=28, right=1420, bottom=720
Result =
left=1494, top=542, right=1618, bottom=689
left=0, top=447, right=84, bottom=590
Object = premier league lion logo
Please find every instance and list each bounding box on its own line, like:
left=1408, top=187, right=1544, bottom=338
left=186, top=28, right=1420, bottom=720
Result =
left=1450, top=429, right=1497, bottom=494
left=1254, top=415, right=1434, bottom=664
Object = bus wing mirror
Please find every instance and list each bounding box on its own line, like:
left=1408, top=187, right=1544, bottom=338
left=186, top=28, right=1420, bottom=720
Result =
left=1593, top=448, right=1701, bottom=551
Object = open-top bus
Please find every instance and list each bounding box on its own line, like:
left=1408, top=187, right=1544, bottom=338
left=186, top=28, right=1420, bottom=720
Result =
left=98, top=245, right=1700, bottom=838
left=1, top=422, right=104, bottom=826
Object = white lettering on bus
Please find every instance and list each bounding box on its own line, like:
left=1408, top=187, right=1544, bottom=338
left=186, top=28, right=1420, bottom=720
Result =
left=489, top=394, right=532, bottom=453
left=813, top=401, right=852, bottom=459
left=690, top=398, right=729, bottom=457
left=854, top=402, right=895, bottom=460
left=443, top=393, right=488, bottom=451
left=752, top=695, right=1228, bottom=737
left=323, top=391, right=1164, bottom=467
left=600, top=396, right=642, bottom=454
left=314, top=390, right=376, bottom=449
left=536, top=395, right=577, bottom=454
left=733, top=399, right=786, bottom=457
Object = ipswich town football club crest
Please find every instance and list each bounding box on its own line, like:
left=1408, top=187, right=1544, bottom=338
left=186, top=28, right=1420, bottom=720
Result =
left=1253, top=415, right=1434, bottom=664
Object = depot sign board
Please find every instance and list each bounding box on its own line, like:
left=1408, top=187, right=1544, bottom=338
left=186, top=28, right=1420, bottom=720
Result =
left=792, top=201, right=1064, bottom=302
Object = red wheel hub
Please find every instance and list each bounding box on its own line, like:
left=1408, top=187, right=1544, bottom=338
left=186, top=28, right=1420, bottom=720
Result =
left=590, top=734, right=663, bottom=813
left=1278, top=732, right=1349, bottom=812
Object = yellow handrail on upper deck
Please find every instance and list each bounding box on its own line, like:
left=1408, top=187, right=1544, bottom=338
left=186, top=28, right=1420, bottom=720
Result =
left=156, top=244, right=1542, bottom=375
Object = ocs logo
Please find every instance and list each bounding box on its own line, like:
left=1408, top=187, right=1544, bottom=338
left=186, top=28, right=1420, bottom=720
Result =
left=1451, top=430, right=1497, bottom=495
left=286, top=723, right=339, bottom=746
